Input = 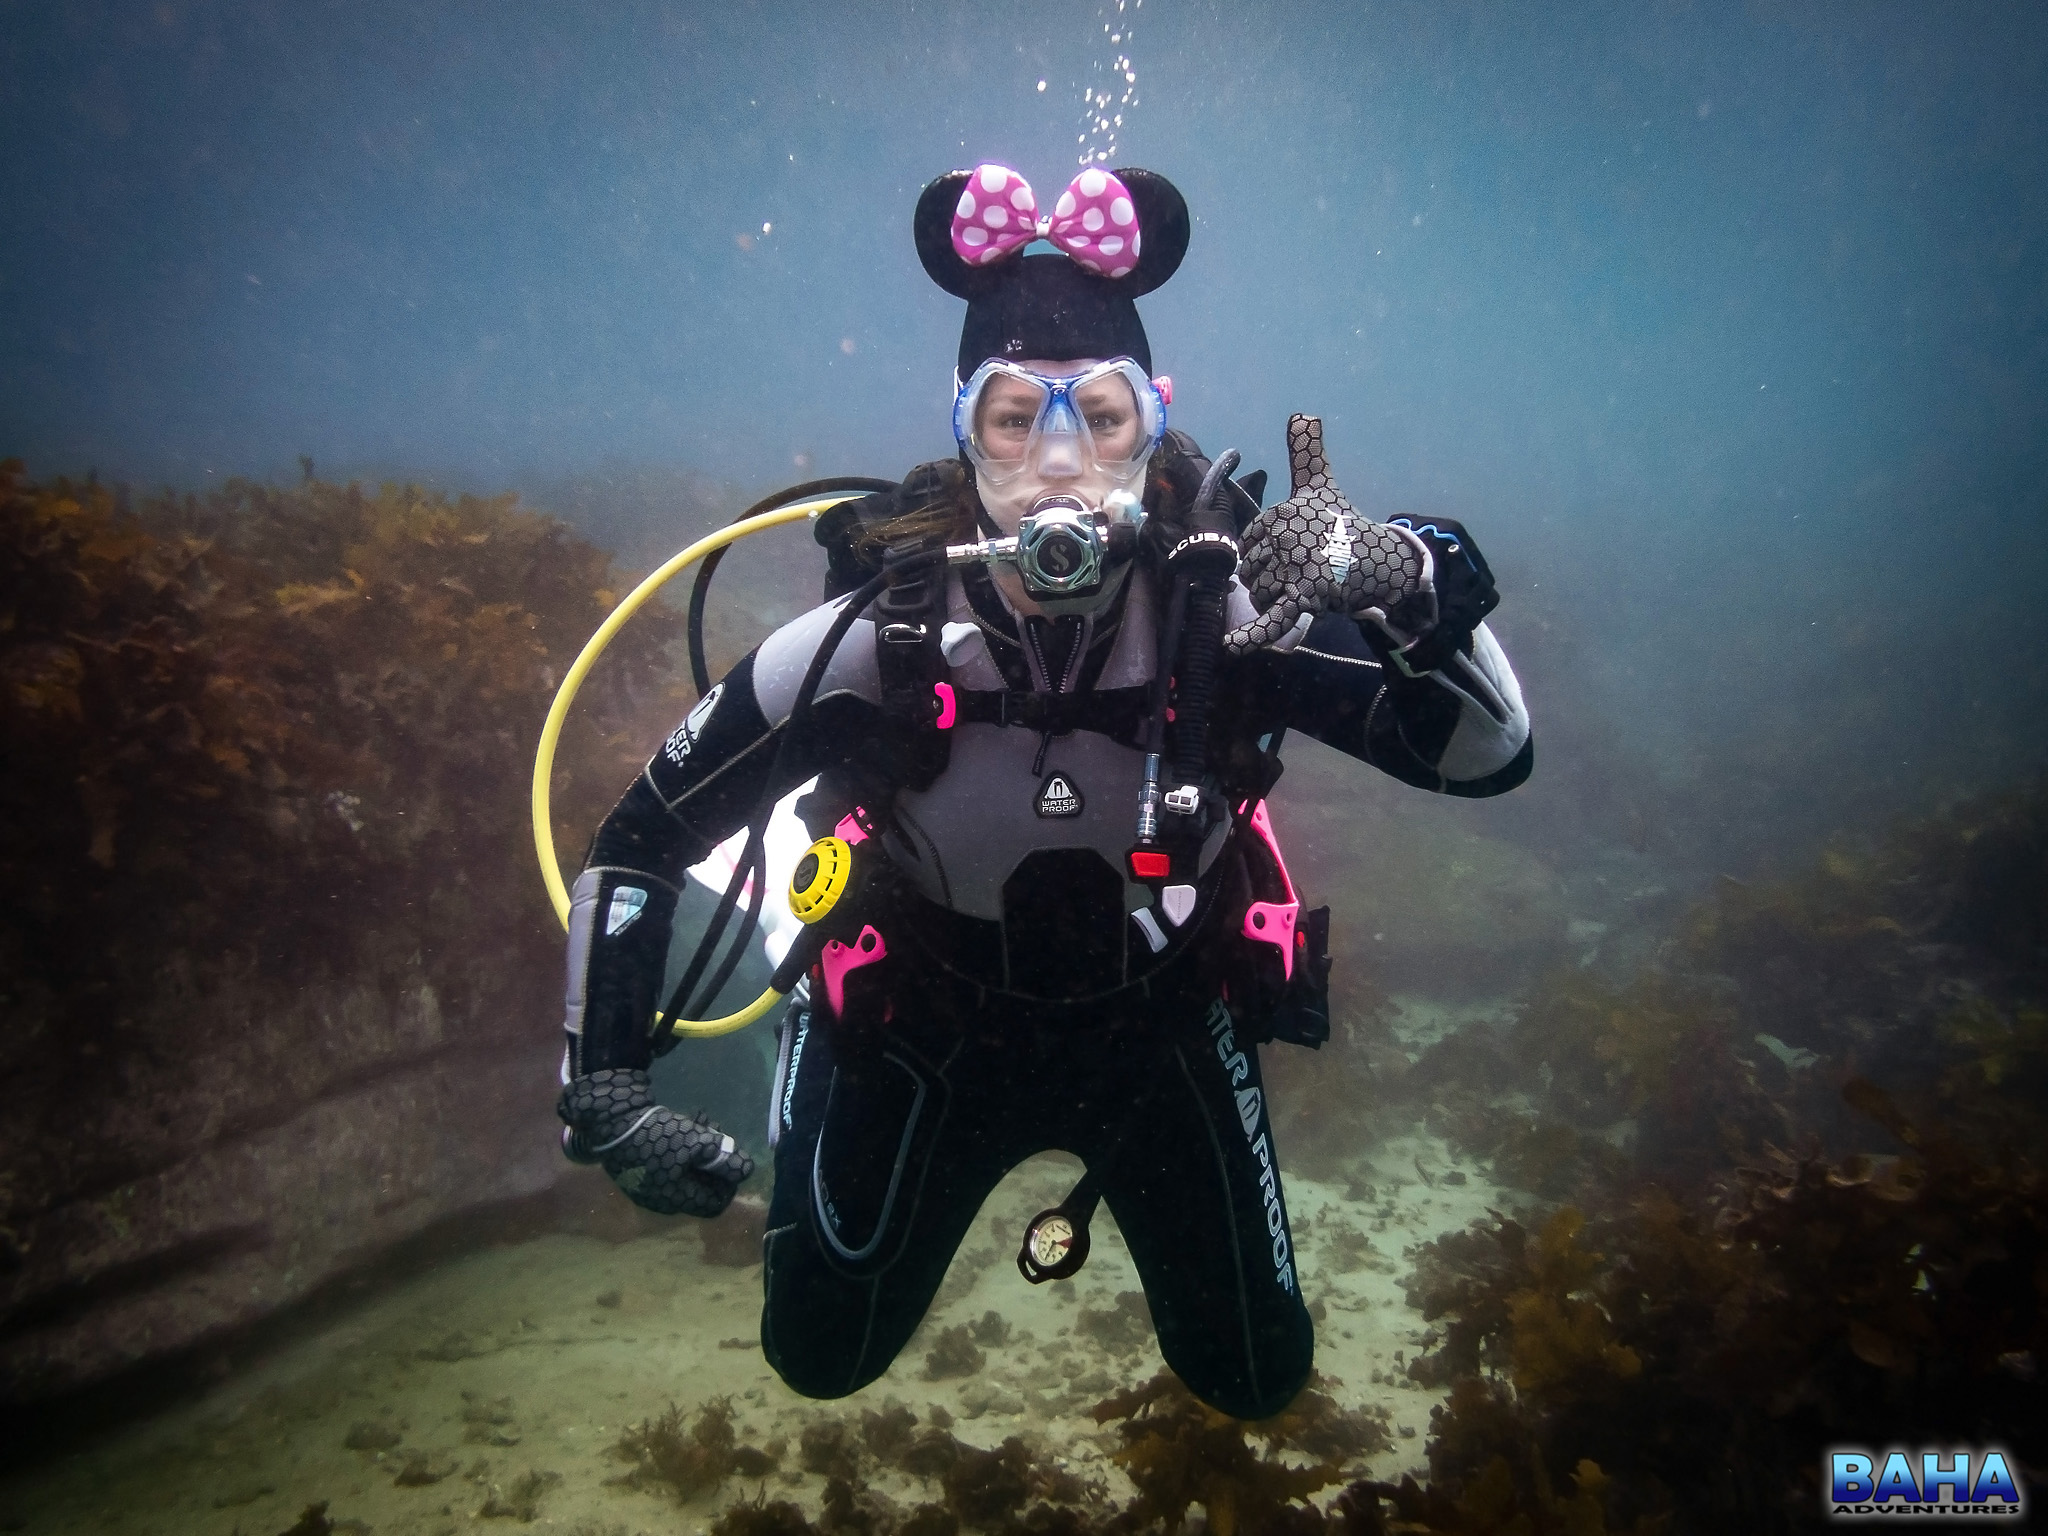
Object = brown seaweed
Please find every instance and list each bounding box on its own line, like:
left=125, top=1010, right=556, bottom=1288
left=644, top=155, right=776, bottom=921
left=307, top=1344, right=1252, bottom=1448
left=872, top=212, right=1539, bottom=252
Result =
left=940, top=1436, right=1095, bottom=1530
left=861, top=1402, right=920, bottom=1462
left=478, top=1468, right=561, bottom=1520
left=617, top=1399, right=779, bottom=1501
left=1361, top=781, right=2048, bottom=1532
left=1089, top=1371, right=1362, bottom=1536
left=967, top=1309, right=1013, bottom=1347
left=801, top=1417, right=864, bottom=1480
left=0, top=462, right=696, bottom=1267
left=1072, top=1291, right=1152, bottom=1355
left=715, top=1497, right=822, bottom=1536
left=922, top=1324, right=987, bottom=1380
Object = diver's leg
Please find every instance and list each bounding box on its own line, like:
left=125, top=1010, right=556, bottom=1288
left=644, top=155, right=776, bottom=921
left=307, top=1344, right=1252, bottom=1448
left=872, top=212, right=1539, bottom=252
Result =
left=1090, top=995, right=1315, bottom=1420
left=759, top=999, right=1011, bottom=1399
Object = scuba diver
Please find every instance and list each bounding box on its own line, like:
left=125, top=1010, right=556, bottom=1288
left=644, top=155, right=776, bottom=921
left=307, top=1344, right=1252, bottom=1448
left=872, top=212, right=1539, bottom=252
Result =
left=555, top=163, right=1531, bottom=1419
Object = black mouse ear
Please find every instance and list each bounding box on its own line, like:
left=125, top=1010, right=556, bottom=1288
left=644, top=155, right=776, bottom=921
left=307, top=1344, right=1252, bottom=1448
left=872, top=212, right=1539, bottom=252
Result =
left=915, top=170, right=1008, bottom=300
left=1113, top=168, right=1190, bottom=297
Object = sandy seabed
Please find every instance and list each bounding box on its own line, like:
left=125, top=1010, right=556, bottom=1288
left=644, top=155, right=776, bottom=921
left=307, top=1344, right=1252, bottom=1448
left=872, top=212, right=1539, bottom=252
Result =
left=0, top=1123, right=1507, bottom=1536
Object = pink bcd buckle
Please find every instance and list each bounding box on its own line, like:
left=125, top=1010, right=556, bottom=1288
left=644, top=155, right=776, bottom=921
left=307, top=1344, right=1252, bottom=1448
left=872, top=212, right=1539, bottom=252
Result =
left=1240, top=799, right=1301, bottom=981
left=821, top=924, right=888, bottom=1016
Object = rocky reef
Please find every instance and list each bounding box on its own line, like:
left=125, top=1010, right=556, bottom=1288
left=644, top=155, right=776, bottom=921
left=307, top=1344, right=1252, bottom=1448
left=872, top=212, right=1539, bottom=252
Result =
left=0, top=461, right=693, bottom=1407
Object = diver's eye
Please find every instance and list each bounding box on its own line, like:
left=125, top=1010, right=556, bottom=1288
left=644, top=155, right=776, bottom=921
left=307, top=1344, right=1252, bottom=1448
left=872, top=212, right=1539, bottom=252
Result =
left=1089, top=412, right=1128, bottom=433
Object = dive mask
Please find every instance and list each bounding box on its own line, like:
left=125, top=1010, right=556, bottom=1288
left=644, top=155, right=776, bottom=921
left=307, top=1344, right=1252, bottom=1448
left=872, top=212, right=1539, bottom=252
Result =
left=951, top=358, right=1166, bottom=613
left=953, top=357, right=1166, bottom=498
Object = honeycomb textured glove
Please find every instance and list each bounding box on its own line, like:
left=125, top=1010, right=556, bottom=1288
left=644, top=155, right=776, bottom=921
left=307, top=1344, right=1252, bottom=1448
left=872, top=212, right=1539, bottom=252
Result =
left=1225, top=415, right=1434, bottom=654
left=558, top=1068, right=754, bottom=1217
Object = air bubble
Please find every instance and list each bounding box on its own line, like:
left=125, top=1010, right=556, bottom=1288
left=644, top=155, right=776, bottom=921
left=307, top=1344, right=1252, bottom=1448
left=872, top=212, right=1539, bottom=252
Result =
left=1075, top=1, right=1138, bottom=167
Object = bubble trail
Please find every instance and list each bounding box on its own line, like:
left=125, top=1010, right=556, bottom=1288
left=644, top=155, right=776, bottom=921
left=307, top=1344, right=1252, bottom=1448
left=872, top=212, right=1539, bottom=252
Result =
left=1077, top=0, right=1139, bottom=167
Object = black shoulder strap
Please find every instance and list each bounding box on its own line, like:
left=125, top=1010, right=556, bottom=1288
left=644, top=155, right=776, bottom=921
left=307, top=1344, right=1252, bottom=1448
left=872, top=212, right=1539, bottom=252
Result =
left=870, top=541, right=952, bottom=792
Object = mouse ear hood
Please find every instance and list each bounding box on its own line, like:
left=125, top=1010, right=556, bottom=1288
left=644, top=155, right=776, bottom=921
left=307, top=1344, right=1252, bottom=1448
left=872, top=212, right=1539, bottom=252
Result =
left=1113, top=168, right=1190, bottom=297
left=915, top=170, right=1007, bottom=300
left=916, top=163, right=1192, bottom=374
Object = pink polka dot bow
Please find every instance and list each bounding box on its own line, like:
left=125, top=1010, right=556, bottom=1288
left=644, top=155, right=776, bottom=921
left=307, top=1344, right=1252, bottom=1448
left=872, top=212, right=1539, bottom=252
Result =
left=949, top=164, right=1144, bottom=278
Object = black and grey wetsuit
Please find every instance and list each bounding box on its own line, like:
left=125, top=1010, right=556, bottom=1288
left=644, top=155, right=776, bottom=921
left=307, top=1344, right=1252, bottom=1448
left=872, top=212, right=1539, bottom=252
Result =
left=562, top=499, right=1530, bottom=1419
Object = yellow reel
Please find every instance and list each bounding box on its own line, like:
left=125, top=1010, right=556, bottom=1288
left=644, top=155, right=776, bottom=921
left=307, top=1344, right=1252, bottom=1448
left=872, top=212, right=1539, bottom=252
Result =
left=789, top=836, right=853, bottom=924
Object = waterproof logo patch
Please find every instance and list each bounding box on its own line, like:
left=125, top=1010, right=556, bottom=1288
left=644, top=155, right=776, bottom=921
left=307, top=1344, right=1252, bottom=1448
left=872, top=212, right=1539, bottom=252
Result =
left=1206, top=1001, right=1294, bottom=1295
left=1036, top=773, right=1083, bottom=817
left=606, top=886, right=647, bottom=936
left=663, top=683, right=723, bottom=767
left=1236, top=1086, right=1263, bottom=1139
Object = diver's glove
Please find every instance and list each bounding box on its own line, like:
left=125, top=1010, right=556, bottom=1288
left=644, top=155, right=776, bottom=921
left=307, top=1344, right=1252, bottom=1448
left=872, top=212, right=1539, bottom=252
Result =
left=557, top=1068, right=754, bottom=1218
left=1224, top=415, right=1436, bottom=655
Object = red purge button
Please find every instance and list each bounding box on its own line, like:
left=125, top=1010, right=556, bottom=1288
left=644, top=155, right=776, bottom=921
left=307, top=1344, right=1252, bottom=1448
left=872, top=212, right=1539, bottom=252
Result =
left=1128, top=850, right=1171, bottom=880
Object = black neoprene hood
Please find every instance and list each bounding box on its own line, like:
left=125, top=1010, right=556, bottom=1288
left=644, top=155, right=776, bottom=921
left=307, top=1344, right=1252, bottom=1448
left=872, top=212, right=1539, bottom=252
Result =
left=955, top=255, right=1157, bottom=375
left=913, top=167, right=1192, bottom=377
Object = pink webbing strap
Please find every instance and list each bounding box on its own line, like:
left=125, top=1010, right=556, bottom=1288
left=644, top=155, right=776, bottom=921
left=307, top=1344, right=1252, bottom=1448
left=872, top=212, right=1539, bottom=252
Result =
left=821, top=924, right=887, bottom=1016
left=1240, top=799, right=1300, bottom=981
left=834, top=812, right=870, bottom=846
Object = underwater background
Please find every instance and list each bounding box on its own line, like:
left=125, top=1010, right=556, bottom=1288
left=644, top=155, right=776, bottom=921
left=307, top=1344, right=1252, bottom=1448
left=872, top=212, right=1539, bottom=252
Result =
left=1, top=2, right=2044, bottom=1533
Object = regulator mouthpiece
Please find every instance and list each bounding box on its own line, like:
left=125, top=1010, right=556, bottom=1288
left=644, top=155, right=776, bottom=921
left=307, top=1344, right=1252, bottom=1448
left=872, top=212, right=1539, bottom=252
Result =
left=948, top=492, right=1142, bottom=613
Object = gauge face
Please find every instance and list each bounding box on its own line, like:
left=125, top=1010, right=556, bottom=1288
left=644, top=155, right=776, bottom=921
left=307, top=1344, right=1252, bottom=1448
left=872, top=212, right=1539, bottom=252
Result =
left=1030, top=1216, right=1076, bottom=1268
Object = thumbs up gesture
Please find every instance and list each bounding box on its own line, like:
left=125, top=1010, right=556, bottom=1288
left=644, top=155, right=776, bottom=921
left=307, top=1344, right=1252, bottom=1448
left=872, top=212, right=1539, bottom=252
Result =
left=1223, top=415, right=1435, bottom=654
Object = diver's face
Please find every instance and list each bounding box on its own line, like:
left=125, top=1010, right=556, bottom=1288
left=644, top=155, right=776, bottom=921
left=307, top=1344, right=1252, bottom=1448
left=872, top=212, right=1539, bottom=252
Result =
left=972, top=368, right=1146, bottom=467
left=968, top=357, right=1150, bottom=533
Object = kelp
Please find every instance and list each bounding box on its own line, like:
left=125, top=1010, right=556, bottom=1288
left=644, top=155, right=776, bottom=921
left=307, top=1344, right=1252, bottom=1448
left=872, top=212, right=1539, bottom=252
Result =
left=924, top=1324, right=988, bottom=1380
left=478, top=1468, right=562, bottom=1520
left=1088, top=1370, right=1389, bottom=1536
left=1072, top=1291, right=1153, bottom=1356
left=1, top=460, right=680, bottom=972
left=0, top=461, right=688, bottom=1243
left=686, top=1371, right=1390, bottom=1536
left=615, top=1398, right=780, bottom=1501
left=1393, top=1084, right=2046, bottom=1531
left=1367, top=779, right=2048, bottom=1532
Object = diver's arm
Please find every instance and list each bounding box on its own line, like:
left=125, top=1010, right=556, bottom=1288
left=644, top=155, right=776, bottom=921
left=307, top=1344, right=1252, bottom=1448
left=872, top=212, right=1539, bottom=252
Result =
left=555, top=609, right=883, bottom=1218
left=1271, top=612, right=1532, bottom=796
left=565, top=611, right=884, bottom=1079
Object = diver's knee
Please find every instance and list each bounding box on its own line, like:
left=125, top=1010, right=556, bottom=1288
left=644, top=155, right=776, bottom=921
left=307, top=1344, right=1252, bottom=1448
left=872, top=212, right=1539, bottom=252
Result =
left=1160, top=1315, right=1315, bottom=1421
left=761, top=1330, right=887, bottom=1402
left=763, top=1356, right=858, bottom=1402
left=1229, top=1355, right=1315, bottom=1421
left=759, top=1233, right=888, bottom=1401
left=1182, top=1356, right=1314, bottom=1422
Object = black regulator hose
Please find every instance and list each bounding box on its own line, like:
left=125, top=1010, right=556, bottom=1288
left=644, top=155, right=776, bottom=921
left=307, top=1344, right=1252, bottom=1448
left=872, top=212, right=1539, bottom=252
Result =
left=687, top=477, right=899, bottom=697
left=1166, top=449, right=1243, bottom=792
left=659, top=550, right=946, bottom=1030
